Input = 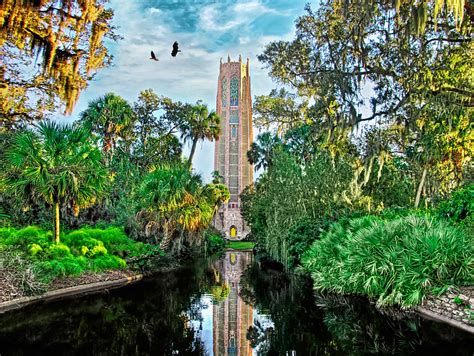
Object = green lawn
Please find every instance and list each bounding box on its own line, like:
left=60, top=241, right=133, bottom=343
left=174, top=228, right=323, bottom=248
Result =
left=226, top=241, right=255, bottom=250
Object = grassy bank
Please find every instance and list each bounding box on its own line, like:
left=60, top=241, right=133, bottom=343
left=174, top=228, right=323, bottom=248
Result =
left=0, top=226, right=161, bottom=299
left=302, top=214, right=473, bottom=307
left=226, top=241, right=255, bottom=250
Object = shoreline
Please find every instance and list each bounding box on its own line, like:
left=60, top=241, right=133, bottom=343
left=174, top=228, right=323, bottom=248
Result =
left=0, top=272, right=143, bottom=314
left=416, top=306, right=474, bottom=335
left=1, top=261, right=472, bottom=337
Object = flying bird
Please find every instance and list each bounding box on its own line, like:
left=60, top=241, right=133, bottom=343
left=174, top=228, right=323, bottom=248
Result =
left=171, top=42, right=181, bottom=57
left=150, top=51, right=159, bottom=61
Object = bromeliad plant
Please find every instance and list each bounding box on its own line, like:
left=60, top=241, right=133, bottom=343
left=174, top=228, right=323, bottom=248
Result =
left=5, top=121, right=109, bottom=243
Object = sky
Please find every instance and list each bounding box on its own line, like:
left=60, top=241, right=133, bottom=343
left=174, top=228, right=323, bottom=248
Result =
left=62, top=0, right=310, bottom=182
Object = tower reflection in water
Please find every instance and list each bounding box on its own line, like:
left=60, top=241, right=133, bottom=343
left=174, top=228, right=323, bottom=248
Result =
left=212, top=250, right=253, bottom=356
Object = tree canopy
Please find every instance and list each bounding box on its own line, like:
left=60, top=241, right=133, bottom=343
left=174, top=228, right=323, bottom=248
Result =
left=0, top=0, right=118, bottom=127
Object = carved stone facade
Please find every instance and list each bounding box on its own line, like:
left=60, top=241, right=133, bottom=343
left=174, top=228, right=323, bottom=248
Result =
left=213, top=56, right=253, bottom=240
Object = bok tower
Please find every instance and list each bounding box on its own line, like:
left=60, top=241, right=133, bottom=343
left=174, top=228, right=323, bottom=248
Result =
left=214, top=55, right=253, bottom=239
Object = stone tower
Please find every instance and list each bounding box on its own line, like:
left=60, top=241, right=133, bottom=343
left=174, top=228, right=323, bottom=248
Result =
left=213, top=56, right=253, bottom=239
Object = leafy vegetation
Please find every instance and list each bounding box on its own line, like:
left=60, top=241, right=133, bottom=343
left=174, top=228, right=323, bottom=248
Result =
left=240, top=0, right=473, bottom=308
left=0, top=1, right=118, bottom=126
left=204, top=231, right=226, bottom=256
left=302, top=214, right=473, bottom=307
left=0, top=226, right=161, bottom=290
left=4, top=121, right=108, bottom=243
left=437, top=184, right=473, bottom=223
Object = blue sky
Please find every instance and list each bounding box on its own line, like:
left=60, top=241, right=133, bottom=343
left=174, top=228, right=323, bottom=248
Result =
left=65, top=0, right=309, bottom=181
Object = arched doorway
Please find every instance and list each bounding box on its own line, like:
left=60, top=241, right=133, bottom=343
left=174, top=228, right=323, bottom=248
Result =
left=229, top=225, right=237, bottom=239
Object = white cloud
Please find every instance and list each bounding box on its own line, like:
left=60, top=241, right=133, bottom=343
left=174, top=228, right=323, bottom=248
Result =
left=198, top=0, right=277, bottom=32
left=148, top=7, right=161, bottom=14
left=59, top=0, right=305, bottom=181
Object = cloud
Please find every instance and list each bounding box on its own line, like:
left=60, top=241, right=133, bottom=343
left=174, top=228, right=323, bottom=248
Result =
left=59, top=0, right=307, bottom=181
left=198, top=0, right=282, bottom=33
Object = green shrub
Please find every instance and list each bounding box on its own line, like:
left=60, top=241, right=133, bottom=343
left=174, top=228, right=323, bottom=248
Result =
left=90, top=245, right=108, bottom=257
left=302, top=214, right=474, bottom=307
left=45, top=243, right=73, bottom=259
left=90, top=255, right=127, bottom=271
left=36, top=257, right=87, bottom=283
left=0, top=226, right=51, bottom=249
left=0, top=227, right=14, bottom=240
left=62, top=230, right=104, bottom=254
left=437, top=184, right=473, bottom=223
left=205, top=232, right=226, bottom=255
left=29, top=243, right=43, bottom=256
left=286, top=218, right=331, bottom=268
left=0, top=226, right=158, bottom=289
left=64, top=227, right=141, bottom=257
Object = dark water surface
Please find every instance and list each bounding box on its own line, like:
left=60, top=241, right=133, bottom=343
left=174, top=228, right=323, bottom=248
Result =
left=0, top=250, right=473, bottom=355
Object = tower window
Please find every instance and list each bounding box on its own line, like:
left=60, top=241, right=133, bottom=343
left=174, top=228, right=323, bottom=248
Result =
left=230, top=76, right=238, bottom=106
left=229, top=110, right=239, bottom=123
left=231, top=125, right=237, bottom=138
left=221, top=77, right=227, bottom=108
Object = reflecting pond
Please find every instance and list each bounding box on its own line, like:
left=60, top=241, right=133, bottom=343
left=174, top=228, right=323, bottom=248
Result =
left=0, top=250, right=473, bottom=355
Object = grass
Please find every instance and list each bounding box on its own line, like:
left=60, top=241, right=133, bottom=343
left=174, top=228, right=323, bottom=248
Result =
left=302, top=214, right=473, bottom=307
left=226, top=241, right=255, bottom=250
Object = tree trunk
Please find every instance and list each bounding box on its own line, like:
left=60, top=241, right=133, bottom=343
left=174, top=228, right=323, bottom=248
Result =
left=159, top=220, right=172, bottom=251
left=54, top=201, right=60, bottom=243
left=414, top=167, right=428, bottom=208
left=187, top=139, right=198, bottom=166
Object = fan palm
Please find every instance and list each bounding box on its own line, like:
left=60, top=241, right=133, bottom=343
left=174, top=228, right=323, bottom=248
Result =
left=247, top=132, right=282, bottom=171
left=140, top=164, right=202, bottom=250
left=203, top=183, right=230, bottom=215
left=5, top=121, right=108, bottom=243
left=79, top=93, right=134, bottom=155
left=181, top=102, right=220, bottom=166
left=140, top=165, right=227, bottom=250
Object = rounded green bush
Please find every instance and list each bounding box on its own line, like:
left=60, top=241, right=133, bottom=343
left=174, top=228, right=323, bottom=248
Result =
left=29, top=243, right=43, bottom=256
left=46, top=243, right=73, bottom=259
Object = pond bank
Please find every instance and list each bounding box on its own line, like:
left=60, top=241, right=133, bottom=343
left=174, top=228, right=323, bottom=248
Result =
left=0, top=270, right=142, bottom=314
left=416, top=286, right=474, bottom=334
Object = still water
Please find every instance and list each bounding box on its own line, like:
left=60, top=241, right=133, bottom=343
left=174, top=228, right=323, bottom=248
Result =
left=0, top=250, right=473, bottom=355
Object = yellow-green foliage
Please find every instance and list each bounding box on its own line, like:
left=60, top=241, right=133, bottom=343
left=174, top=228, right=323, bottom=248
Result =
left=0, top=226, right=161, bottom=285
left=29, top=243, right=43, bottom=255
left=210, top=283, right=230, bottom=303
left=46, top=243, right=72, bottom=259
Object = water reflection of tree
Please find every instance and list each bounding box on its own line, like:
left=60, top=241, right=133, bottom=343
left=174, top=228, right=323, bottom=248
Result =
left=0, top=260, right=215, bottom=355
left=240, top=262, right=331, bottom=355
left=240, top=262, right=474, bottom=355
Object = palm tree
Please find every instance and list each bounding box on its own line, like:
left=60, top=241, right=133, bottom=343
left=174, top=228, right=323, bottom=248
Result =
left=5, top=121, right=108, bottom=243
left=140, top=164, right=203, bottom=250
left=79, top=93, right=134, bottom=156
left=181, top=102, right=220, bottom=166
left=211, top=170, right=224, bottom=184
left=203, top=183, right=230, bottom=215
left=247, top=132, right=282, bottom=171
left=140, top=165, right=229, bottom=251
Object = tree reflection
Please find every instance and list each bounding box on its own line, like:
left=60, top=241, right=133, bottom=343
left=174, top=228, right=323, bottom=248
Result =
left=240, top=260, right=474, bottom=356
left=0, top=260, right=213, bottom=355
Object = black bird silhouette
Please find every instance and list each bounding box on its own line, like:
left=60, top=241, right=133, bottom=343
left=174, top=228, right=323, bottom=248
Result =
left=171, top=42, right=181, bottom=57
left=150, top=51, right=159, bottom=61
